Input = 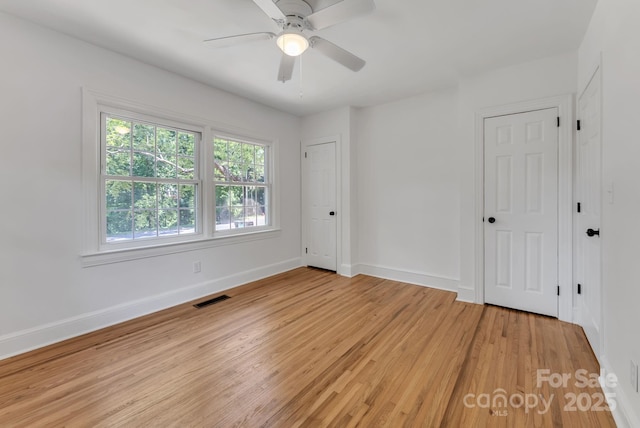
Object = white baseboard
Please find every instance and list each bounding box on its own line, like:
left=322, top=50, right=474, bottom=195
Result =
left=600, top=355, right=640, bottom=428
left=338, top=264, right=357, bottom=277
left=0, top=257, right=302, bottom=361
left=455, top=287, right=476, bottom=303
left=355, top=263, right=459, bottom=293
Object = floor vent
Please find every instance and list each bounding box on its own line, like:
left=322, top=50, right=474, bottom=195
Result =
left=194, top=295, right=231, bottom=309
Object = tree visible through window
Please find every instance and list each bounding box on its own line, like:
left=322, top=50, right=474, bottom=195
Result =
left=214, top=137, right=269, bottom=231
left=103, top=115, right=199, bottom=242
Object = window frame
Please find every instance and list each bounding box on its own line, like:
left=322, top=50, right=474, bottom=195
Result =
left=212, top=132, right=273, bottom=237
left=81, top=88, right=280, bottom=267
left=100, top=109, right=204, bottom=250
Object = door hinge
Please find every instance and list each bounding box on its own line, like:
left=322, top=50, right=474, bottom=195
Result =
left=577, top=283, right=582, bottom=295
left=557, top=286, right=560, bottom=296
left=557, top=117, right=560, bottom=127
left=305, top=247, right=308, bottom=254
left=577, top=120, right=581, bottom=131
left=577, top=202, right=581, bottom=213
left=304, top=152, right=307, bottom=158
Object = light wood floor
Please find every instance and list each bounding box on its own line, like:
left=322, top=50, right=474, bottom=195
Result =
left=0, top=268, right=616, bottom=427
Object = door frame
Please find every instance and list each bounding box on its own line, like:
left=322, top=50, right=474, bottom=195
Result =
left=474, top=94, right=574, bottom=322
left=301, top=136, right=341, bottom=272
left=574, top=61, right=603, bottom=357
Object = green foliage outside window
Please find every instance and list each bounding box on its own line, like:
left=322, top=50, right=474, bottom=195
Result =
left=104, top=116, right=197, bottom=242
left=214, top=138, right=268, bottom=230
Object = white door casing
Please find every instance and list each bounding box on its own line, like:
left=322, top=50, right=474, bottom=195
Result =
left=304, top=142, right=337, bottom=271
left=484, top=108, right=559, bottom=317
left=575, top=67, right=603, bottom=358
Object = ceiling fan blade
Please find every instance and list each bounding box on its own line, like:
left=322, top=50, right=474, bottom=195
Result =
left=309, top=36, right=366, bottom=72
left=203, top=32, right=276, bottom=48
left=277, top=54, right=296, bottom=82
left=252, top=0, right=286, bottom=22
left=305, top=0, right=375, bottom=30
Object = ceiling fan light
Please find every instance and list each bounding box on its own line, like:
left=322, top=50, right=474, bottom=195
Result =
left=276, top=31, right=309, bottom=56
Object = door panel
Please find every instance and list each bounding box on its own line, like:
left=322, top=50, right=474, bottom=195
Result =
left=485, top=108, right=559, bottom=317
left=576, top=68, right=602, bottom=358
left=305, top=142, right=337, bottom=271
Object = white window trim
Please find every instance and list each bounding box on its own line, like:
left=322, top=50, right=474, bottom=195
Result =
left=211, top=130, right=276, bottom=237
left=81, top=88, right=280, bottom=267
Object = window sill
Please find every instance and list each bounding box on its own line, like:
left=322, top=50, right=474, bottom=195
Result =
left=80, top=229, right=281, bottom=267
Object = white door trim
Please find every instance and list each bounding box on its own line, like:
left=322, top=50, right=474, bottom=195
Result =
left=301, top=136, right=342, bottom=272
left=575, top=61, right=603, bottom=358
left=474, top=94, right=574, bottom=322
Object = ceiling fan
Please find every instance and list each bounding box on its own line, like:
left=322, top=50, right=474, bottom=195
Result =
left=205, top=0, right=375, bottom=82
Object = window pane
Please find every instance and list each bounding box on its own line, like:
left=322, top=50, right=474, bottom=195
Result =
left=179, top=209, right=196, bottom=233
left=157, top=128, right=176, bottom=156
left=256, top=146, right=265, bottom=166
left=106, top=210, right=132, bottom=241
left=215, top=185, right=229, bottom=207
left=134, top=182, right=157, bottom=210
left=106, top=180, right=132, bottom=210
left=178, top=157, right=195, bottom=180
left=241, top=143, right=256, bottom=164
left=106, top=150, right=131, bottom=176
left=157, top=128, right=177, bottom=178
left=102, top=113, right=202, bottom=246
left=159, top=183, right=177, bottom=209
left=258, top=205, right=268, bottom=226
left=216, top=207, right=230, bottom=230
left=158, top=210, right=178, bottom=236
left=229, top=186, right=243, bottom=205
left=214, top=162, right=227, bottom=181
left=255, top=166, right=265, bottom=183
left=214, top=139, right=228, bottom=164
left=230, top=206, right=243, bottom=226
left=133, top=152, right=155, bottom=177
left=106, top=118, right=131, bottom=149
left=156, top=160, right=176, bottom=178
left=228, top=141, right=242, bottom=164
left=227, top=163, right=242, bottom=182
left=256, top=187, right=268, bottom=226
left=178, top=133, right=195, bottom=156
left=179, top=184, right=196, bottom=208
left=132, top=123, right=155, bottom=153
left=134, top=210, right=157, bottom=239
left=244, top=207, right=257, bottom=227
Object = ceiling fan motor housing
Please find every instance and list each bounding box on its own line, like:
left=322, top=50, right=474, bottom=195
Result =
left=276, top=0, right=313, bottom=24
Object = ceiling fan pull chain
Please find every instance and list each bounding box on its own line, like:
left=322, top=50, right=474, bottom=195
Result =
left=299, top=55, right=304, bottom=99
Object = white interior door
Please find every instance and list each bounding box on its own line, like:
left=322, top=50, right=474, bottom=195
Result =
left=305, top=142, right=337, bottom=271
left=575, top=68, right=602, bottom=358
left=484, top=108, right=559, bottom=317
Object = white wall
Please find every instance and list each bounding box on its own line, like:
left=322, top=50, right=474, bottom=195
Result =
left=457, top=52, right=578, bottom=300
left=579, top=0, right=640, bottom=425
left=354, top=88, right=461, bottom=290
left=0, top=13, right=301, bottom=359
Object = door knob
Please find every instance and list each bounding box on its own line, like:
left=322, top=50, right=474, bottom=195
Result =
left=586, top=228, right=600, bottom=237
left=488, top=217, right=496, bottom=224
left=329, top=211, right=335, bottom=216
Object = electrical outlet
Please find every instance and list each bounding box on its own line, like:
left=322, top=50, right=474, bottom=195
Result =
left=631, top=360, right=639, bottom=392
left=193, top=261, right=201, bottom=273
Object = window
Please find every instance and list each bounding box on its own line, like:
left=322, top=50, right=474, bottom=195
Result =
left=82, top=89, right=278, bottom=264
left=102, top=114, right=200, bottom=243
left=213, top=137, right=269, bottom=232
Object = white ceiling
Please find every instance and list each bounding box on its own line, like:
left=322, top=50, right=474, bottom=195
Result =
left=0, top=0, right=597, bottom=116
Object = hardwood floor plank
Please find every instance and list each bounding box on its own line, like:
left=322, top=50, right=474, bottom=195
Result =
left=0, top=268, right=616, bottom=427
